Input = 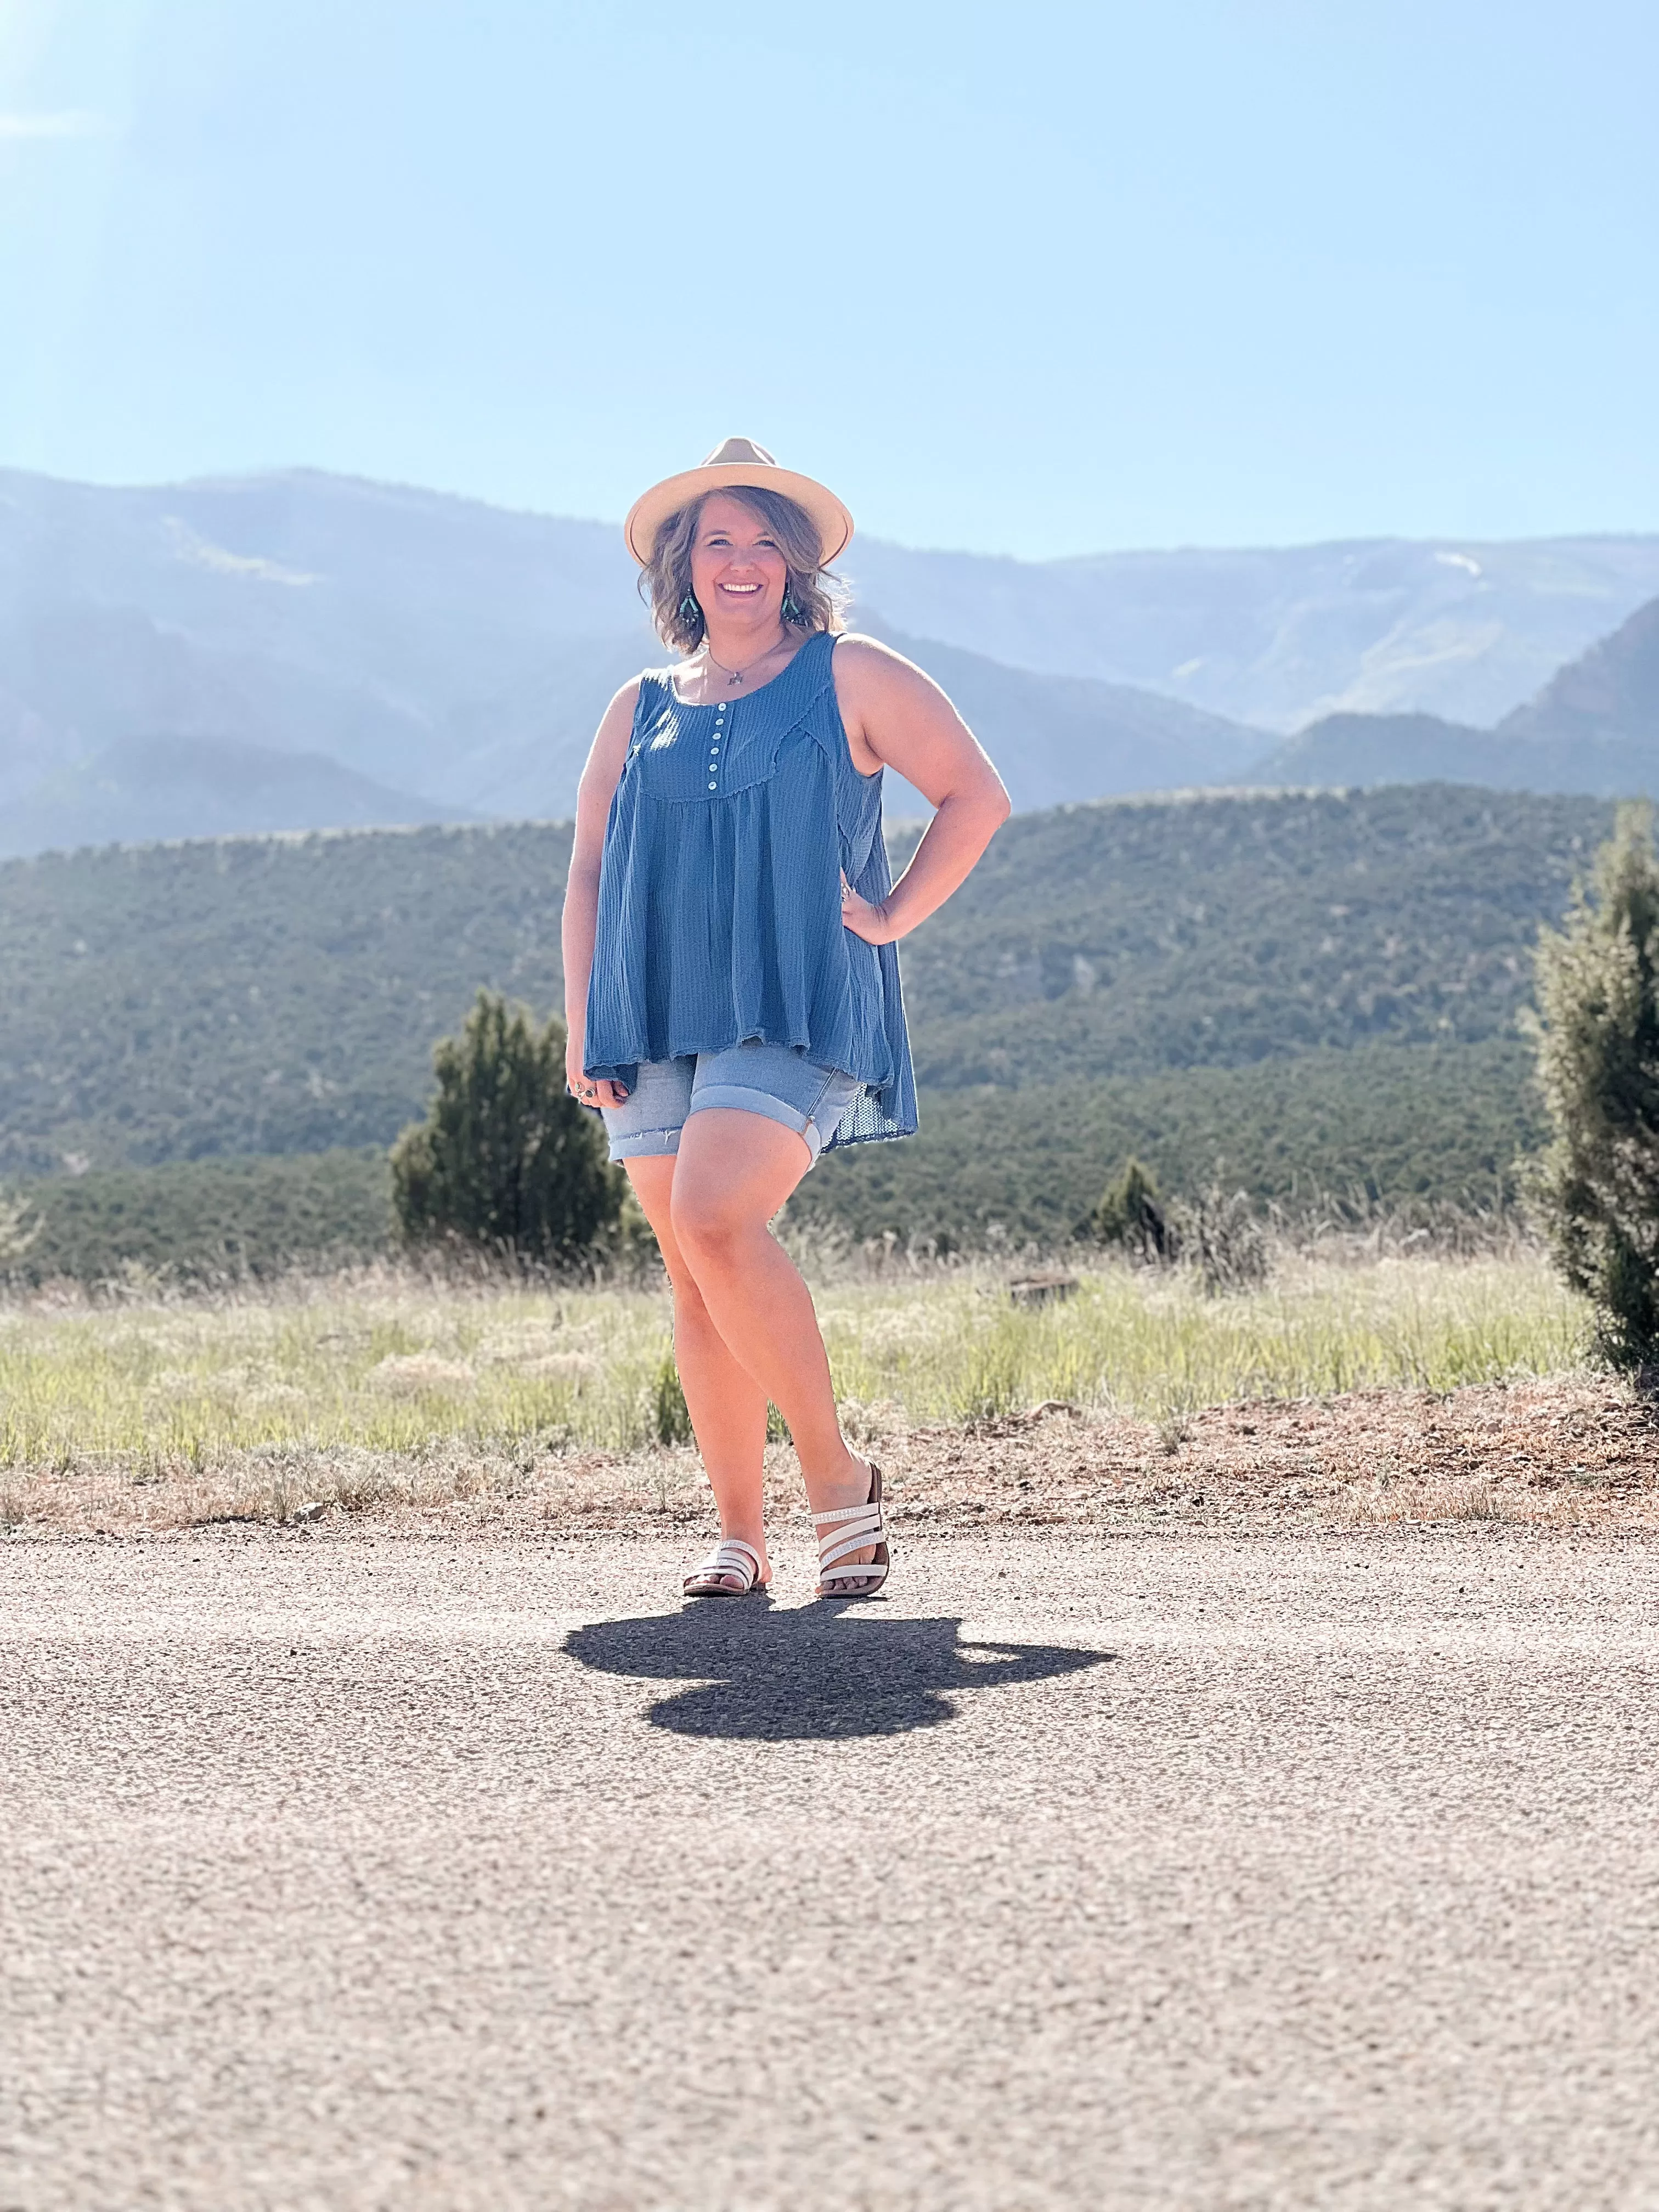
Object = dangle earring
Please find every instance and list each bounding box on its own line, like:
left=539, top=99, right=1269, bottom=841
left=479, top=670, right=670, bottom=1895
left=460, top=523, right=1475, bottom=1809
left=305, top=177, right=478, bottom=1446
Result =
left=780, top=584, right=804, bottom=625
left=678, top=590, right=703, bottom=637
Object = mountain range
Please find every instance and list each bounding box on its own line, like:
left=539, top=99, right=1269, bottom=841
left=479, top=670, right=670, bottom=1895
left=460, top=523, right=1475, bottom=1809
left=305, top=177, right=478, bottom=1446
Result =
left=2, top=465, right=1657, bottom=855
left=846, top=532, right=1659, bottom=730
left=1252, top=594, right=1659, bottom=797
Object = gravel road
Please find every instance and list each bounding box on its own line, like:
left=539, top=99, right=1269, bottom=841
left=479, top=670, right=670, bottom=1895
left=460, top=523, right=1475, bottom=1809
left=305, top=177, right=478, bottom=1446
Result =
left=4, top=1528, right=1658, bottom=2211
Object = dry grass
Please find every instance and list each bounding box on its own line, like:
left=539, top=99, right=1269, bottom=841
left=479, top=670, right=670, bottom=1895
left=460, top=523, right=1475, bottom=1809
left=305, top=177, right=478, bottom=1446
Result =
left=1, top=1247, right=1648, bottom=1537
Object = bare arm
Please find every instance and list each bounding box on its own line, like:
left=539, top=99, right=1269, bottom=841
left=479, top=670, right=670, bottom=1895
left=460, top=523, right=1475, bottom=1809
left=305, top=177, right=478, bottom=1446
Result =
left=560, top=679, right=640, bottom=1110
left=832, top=635, right=1011, bottom=945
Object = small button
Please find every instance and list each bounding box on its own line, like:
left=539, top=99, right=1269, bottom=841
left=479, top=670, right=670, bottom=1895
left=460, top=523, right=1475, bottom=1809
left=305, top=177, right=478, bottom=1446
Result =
left=708, top=780, right=717, bottom=791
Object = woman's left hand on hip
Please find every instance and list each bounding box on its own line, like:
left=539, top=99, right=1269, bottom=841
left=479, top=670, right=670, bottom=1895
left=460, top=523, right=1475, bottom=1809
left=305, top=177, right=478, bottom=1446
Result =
left=840, top=876, right=895, bottom=945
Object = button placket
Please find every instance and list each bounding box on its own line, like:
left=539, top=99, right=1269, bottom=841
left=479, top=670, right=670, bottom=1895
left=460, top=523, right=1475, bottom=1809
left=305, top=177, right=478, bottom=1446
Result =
left=708, top=704, right=726, bottom=792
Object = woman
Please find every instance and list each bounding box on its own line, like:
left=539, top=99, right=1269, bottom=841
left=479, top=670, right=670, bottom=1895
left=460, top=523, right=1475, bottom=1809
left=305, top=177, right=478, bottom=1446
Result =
left=561, top=438, right=1008, bottom=1600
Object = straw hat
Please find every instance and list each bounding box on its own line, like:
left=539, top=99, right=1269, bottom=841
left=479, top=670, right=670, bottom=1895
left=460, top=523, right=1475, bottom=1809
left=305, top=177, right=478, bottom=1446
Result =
left=623, top=437, right=854, bottom=567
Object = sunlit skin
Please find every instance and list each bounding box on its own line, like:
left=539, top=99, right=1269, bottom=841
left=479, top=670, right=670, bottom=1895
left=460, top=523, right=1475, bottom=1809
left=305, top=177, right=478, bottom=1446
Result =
left=562, top=492, right=1010, bottom=1589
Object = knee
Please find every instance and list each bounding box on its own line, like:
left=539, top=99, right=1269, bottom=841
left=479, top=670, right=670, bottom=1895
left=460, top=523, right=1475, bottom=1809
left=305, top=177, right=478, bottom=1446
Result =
left=670, top=1184, right=751, bottom=1272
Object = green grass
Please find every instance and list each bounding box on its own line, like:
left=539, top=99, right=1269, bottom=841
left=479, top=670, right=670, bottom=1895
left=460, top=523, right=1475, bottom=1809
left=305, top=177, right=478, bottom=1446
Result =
left=0, top=1252, right=1590, bottom=1472
left=0, top=1280, right=671, bottom=1467
left=816, top=1253, right=1589, bottom=1426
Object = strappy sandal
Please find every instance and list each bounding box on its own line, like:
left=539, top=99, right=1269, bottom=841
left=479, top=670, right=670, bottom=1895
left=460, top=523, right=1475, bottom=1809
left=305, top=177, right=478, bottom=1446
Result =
left=682, top=1538, right=769, bottom=1599
left=812, top=1463, right=890, bottom=1600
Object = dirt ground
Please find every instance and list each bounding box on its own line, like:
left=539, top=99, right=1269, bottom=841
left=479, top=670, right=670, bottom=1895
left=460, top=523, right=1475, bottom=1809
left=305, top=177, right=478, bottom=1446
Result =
left=893, top=1372, right=1659, bottom=1532
left=5, top=1374, right=1656, bottom=1538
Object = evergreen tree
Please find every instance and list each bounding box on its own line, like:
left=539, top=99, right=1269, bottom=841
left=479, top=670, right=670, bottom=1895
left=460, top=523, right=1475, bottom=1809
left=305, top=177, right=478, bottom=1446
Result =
left=391, top=991, right=620, bottom=1265
left=0, top=1183, right=38, bottom=1267
left=1091, top=1158, right=1169, bottom=1261
left=1530, top=804, right=1659, bottom=1379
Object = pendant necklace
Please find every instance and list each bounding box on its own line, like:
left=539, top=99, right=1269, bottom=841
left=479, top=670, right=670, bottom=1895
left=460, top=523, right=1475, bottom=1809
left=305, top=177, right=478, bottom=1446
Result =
left=703, top=631, right=787, bottom=692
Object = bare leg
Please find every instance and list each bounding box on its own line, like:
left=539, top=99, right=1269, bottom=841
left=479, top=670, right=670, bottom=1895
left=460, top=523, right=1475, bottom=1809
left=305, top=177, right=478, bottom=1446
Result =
left=626, top=1157, right=770, bottom=1590
left=668, top=1110, right=877, bottom=1579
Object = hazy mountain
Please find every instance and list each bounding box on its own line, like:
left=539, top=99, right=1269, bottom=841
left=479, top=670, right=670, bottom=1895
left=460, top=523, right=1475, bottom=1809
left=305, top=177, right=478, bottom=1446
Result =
left=0, top=466, right=1270, bottom=849
left=425, top=624, right=1265, bottom=821
left=1249, top=714, right=1656, bottom=798
left=844, top=534, right=1659, bottom=731
left=0, top=735, right=462, bottom=859
left=854, top=623, right=1262, bottom=811
left=8, top=466, right=1659, bottom=850
left=0, top=467, right=652, bottom=822
left=1500, top=594, right=1659, bottom=748
left=1247, top=713, right=1501, bottom=789
left=1251, top=592, right=1659, bottom=798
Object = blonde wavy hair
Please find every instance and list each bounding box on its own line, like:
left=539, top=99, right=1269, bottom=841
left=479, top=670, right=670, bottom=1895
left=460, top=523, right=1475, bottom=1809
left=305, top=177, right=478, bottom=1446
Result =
left=640, top=484, right=849, bottom=655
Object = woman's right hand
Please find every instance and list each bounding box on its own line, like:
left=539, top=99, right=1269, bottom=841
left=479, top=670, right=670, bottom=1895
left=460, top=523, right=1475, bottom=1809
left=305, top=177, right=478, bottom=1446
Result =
left=565, top=1028, right=629, bottom=1112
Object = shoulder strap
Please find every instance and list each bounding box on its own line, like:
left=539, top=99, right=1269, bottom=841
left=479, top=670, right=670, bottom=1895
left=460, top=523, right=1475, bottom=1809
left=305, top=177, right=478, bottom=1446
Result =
left=784, top=627, right=839, bottom=707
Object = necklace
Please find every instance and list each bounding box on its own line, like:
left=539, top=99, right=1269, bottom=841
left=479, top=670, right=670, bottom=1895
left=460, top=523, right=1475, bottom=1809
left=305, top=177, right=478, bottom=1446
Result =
left=703, top=631, right=788, bottom=692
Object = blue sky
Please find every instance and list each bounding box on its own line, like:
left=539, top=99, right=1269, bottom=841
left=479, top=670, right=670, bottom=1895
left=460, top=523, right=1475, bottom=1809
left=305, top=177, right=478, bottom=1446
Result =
left=3, top=0, right=1656, bottom=556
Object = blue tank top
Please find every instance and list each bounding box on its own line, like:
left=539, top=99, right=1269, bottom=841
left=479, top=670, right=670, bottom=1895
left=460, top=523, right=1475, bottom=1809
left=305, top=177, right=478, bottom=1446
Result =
left=583, top=630, right=918, bottom=1149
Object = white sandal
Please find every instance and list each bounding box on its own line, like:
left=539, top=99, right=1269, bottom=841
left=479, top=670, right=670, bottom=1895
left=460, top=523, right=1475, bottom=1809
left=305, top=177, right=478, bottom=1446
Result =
left=813, top=1464, right=890, bottom=1600
left=682, top=1537, right=769, bottom=1599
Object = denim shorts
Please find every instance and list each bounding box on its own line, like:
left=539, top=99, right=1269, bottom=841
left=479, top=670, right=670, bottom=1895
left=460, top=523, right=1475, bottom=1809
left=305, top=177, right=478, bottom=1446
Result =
left=598, top=1041, right=863, bottom=1165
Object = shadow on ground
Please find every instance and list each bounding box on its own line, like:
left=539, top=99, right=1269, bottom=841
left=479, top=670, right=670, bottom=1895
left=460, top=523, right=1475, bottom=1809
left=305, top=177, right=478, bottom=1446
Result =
left=563, top=1605, right=1113, bottom=1740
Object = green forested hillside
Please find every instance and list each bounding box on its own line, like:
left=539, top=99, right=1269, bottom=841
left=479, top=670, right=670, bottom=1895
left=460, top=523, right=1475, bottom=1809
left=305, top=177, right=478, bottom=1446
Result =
left=5, top=1037, right=1542, bottom=1282
left=0, top=787, right=1606, bottom=1256
left=898, top=785, right=1610, bottom=1085
left=795, top=1039, right=1544, bottom=1245
left=0, top=824, right=574, bottom=1175
left=12, top=1150, right=393, bottom=1284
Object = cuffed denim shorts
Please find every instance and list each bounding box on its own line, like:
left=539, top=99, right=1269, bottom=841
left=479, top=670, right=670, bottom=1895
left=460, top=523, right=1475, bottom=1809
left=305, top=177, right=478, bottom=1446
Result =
left=598, top=1041, right=863, bottom=1166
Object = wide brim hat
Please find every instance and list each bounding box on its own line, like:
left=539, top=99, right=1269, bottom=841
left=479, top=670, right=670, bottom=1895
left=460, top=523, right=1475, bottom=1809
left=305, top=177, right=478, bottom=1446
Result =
left=624, top=437, right=854, bottom=568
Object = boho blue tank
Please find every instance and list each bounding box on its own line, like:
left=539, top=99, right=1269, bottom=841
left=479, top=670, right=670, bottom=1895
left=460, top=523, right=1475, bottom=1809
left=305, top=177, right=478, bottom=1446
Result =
left=582, top=630, right=918, bottom=1149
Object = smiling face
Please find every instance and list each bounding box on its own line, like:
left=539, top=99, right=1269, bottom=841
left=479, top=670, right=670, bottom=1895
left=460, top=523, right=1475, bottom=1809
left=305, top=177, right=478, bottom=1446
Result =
left=689, top=492, right=789, bottom=634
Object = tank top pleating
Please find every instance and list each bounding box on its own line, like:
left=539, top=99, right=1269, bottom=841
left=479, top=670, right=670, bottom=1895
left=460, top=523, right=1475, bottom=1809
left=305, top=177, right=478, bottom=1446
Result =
left=582, top=630, right=917, bottom=1149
